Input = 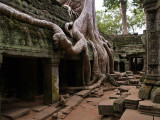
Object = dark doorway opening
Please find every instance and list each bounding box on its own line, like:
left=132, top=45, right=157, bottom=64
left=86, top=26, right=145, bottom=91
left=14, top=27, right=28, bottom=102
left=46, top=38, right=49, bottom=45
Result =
left=114, top=61, right=118, bottom=71
left=131, top=57, right=144, bottom=73
left=0, top=56, right=44, bottom=111
left=59, top=59, right=83, bottom=90
left=120, top=62, right=125, bottom=72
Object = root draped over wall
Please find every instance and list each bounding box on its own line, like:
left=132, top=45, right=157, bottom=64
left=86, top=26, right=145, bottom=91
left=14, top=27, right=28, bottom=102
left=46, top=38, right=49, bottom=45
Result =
left=0, top=0, right=114, bottom=86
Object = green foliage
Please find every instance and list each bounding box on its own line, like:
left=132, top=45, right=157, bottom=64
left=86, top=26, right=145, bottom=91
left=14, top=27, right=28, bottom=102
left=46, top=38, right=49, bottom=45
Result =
left=96, top=9, right=122, bottom=35
left=97, top=0, right=145, bottom=34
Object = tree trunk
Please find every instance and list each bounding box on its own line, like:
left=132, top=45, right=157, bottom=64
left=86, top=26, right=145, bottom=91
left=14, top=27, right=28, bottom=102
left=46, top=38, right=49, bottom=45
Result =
left=0, top=0, right=115, bottom=86
left=121, top=0, right=128, bottom=34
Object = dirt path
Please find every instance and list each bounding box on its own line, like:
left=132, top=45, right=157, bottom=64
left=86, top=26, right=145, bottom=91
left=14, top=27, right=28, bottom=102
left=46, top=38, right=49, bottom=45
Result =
left=64, top=91, right=114, bottom=120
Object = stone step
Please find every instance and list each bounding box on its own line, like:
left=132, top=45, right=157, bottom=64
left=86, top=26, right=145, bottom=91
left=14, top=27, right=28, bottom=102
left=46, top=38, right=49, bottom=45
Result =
left=33, top=106, right=58, bottom=120
left=76, top=90, right=91, bottom=98
left=117, top=77, right=127, bottom=81
left=2, top=108, right=29, bottom=119
left=129, top=79, right=139, bottom=85
left=32, top=105, right=49, bottom=112
left=98, top=99, right=116, bottom=115
left=138, top=100, right=160, bottom=117
left=126, top=71, right=133, bottom=75
left=65, top=95, right=83, bottom=108
left=117, top=81, right=129, bottom=85
left=120, top=109, right=158, bottom=120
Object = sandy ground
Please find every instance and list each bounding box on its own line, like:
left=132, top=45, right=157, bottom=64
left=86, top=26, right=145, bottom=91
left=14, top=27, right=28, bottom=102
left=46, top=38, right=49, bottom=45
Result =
left=64, top=91, right=114, bottom=120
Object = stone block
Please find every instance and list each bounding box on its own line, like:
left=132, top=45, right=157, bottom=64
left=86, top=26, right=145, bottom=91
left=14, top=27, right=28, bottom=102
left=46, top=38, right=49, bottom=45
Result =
left=138, top=85, right=152, bottom=99
left=33, top=106, right=57, bottom=120
left=120, top=109, right=153, bottom=120
left=113, top=94, right=128, bottom=113
left=151, top=86, right=160, bottom=103
left=138, top=100, right=160, bottom=117
left=65, top=95, right=83, bottom=108
left=2, top=108, right=29, bottom=119
left=32, top=105, right=49, bottom=112
left=98, top=99, right=116, bottom=115
left=117, top=81, right=129, bottom=85
left=76, top=90, right=91, bottom=98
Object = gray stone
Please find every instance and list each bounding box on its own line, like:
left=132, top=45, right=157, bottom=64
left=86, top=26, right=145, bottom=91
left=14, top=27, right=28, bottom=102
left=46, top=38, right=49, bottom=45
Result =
left=33, top=106, right=57, bottom=120
left=60, top=106, right=72, bottom=114
left=117, top=77, right=127, bottom=81
left=138, top=100, right=160, bottom=116
left=76, top=90, right=91, bottom=98
left=98, top=99, right=116, bottom=115
left=32, top=105, right=49, bottom=112
left=151, top=86, right=160, bottom=103
left=2, top=108, right=29, bottom=119
left=113, top=94, right=128, bottom=112
left=129, top=79, right=139, bottom=85
left=139, top=85, right=152, bottom=99
left=126, top=71, right=133, bottom=75
left=65, top=95, right=83, bottom=108
left=120, top=109, right=153, bottom=120
left=117, top=81, right=129, bottom=85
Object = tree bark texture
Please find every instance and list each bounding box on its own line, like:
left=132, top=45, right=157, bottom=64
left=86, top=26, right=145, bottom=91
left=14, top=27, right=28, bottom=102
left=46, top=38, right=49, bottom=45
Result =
left=0, top=0, right=115, bottom=86
left=121, top=0, right=128, bottom=34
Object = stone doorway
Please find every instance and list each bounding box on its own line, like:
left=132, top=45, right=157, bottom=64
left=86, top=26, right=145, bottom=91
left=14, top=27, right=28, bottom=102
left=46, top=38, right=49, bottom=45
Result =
left=59, top=59, right=83, bottom=92
left=131, top=57, right=144, bottom=73
left=0, top=56, right=45, bottom=112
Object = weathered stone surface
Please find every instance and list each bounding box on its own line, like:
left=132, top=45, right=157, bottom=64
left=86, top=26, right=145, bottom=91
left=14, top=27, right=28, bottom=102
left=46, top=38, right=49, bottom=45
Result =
left=98, top=99, right=116, bottom=115
left=65, top=95, right=83, bottom=108
left=125, top=89, right=141, bottom=109
left=138, top=100, right=160, bottom=117
left=117, top=81, right=129, bottom=85
left=76, top=90, right=91, bottom=98
left=2, top=108, right=29, bottom=119
left=139, top=85, right=152, bottom=99
left=33, top=106, right=57, bottom=120
left=151, top=86, right=160, bottom=103
left=126, top=71, right=133, bottom=75
left=117, top=77, right=127, bottom=81
left=129, top=79, right=139, bottom=85
left=119, top=85, right=136, bottom=93
left=32, top=105, right=49, bottom=112
left=60, top=106, right=72, bottom=114
left=113, top=94, right=128, bottom=112
left=120, top=109, right=153, bottom=120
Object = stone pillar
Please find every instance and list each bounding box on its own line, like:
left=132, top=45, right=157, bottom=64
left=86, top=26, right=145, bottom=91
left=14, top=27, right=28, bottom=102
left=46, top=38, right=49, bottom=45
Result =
left=139, top=1, right=160, bottom=103
left=125, top=61, right=129, bottom=72
left=43, top=55, right=60, bottom=104
left=0, top=54, right=3, bottom=115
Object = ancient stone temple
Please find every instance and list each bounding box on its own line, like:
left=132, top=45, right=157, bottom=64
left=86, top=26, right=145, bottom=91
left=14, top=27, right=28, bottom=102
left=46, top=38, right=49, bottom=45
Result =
left=0, top=0, right=80, bottom=112
left=112, top=34, right=145, bottom=73
left=139, top=0, right=160, bottom=103
left=0, top=0, right=115, bottom=117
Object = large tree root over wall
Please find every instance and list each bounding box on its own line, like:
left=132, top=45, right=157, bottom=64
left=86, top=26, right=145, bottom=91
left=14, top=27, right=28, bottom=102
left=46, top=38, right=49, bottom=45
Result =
left=0, top=0, right=116, bottom=87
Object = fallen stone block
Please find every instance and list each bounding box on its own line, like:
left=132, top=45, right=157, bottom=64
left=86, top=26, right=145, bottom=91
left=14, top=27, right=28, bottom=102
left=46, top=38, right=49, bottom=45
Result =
left=109, top=93, right=120, bottom=99
left=117, top=81, right=129, bottom=85
left=65, top=95, right=83, bottom=108
left=2, top=108, right=29, bottom=119
left=32, top=105, right=49, bottom=112
left=98, top=99, right=116, bottom=115
left=117, top=77, right=127, bottom=81
left=76, top=90, right=91, bottom=98
left=139, top=85, right=152, bottom=99
left=120, top=109, right=153, bottom=120
left=129, top=79, right=139, bottom=85
left=33, top=106, right=57, bottom=120
left=113, top=94, right=128, bottom=113
left=138, top=100, right=160, bottom=117
left=151, top=86, right=160, bottom=104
